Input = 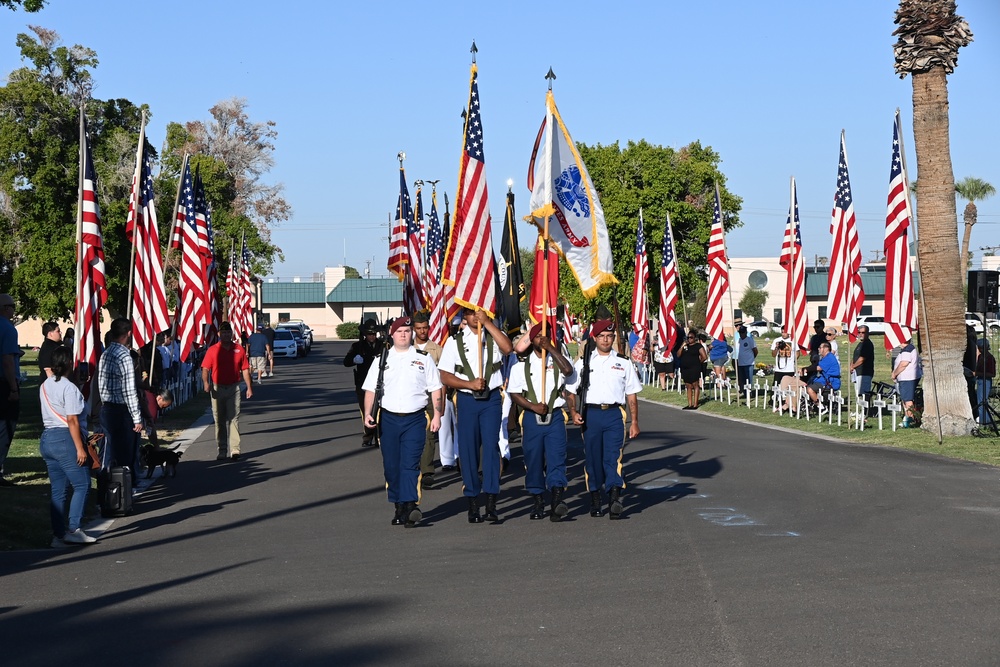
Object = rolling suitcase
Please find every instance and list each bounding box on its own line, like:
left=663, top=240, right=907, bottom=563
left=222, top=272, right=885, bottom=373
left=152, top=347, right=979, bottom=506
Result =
left=101, top=466, right=134, bottom=517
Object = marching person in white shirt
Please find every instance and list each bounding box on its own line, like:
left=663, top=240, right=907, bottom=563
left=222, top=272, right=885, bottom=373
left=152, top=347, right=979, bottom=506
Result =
left=363, top=316, right=443, bottom=528
left=438, top=308, right=513, bottom=523
left=507, top=322, right=577, bottom=521
left=567, top=319, right=642, bottom=520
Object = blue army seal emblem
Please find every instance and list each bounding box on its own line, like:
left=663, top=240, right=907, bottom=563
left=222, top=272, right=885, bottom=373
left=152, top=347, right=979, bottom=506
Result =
left=554, top=166, right=590, bottom=219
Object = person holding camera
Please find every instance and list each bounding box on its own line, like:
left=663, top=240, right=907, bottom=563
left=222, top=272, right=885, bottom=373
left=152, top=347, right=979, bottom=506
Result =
left=771, top=328, right=796, bottom=384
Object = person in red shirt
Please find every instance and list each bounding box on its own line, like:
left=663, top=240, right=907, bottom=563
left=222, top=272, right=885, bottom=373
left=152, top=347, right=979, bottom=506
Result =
left=201, top=322, right=253, bottom=461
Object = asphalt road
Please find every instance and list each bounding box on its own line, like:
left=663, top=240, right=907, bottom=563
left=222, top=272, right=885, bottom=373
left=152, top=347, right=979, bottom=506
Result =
left=3, top=340, right=1000, bottom=666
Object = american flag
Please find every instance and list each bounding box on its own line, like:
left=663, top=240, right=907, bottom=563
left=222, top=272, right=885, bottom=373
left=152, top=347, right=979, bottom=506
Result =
left=176, top=160, right=207, bottom=361
left=441, top=194, right=460, bottom=326
left=234, top=236, right=253, bottom=337
left=74, top=115, right=106, bottom=374
left=125, top=134, right=170, bottom=349
left=204, top=204, right=221, bottom=345
left=780, top=178, right=809, bottom=351
left=442, top=63, right=496, bottom=316
left=705, top=183, right=730, bottom=341
left=405, top=185, right=425, bottom=315
left=388, top=167, right=410, bottom=280
left=426, top=192, right=448, bottom=344
left=631, top=209, right=649, bottom=337
left=883, top=112, right=916, bottom=350
left=225, top=246, right=235, bottom=320
left=828, top=131, right=865, bottom=341
left=657, top=212, right=679, bottom=353
left=169, top=155, right=189, bottom=250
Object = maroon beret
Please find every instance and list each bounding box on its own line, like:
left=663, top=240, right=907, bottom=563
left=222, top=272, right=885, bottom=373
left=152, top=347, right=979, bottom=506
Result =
left=389, top=316, right=412, bottom=336
left=591, top=319, right=614, bottom=335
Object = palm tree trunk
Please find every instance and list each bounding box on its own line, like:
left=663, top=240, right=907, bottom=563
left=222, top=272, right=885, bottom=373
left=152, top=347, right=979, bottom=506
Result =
left=911, top=69, right=975, bottom=435
left=959, top=202, right=975, bottom=286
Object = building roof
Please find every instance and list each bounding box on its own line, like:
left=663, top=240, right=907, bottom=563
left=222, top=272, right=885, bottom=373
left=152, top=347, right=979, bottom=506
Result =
left=262, top=282, right=328, bottom=305
left=804, top=267, right=918, bottom=298
left=326, top=278, right=403, bottom=304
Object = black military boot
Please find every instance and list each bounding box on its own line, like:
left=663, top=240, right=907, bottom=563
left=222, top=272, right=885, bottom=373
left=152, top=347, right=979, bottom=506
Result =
left=609, top=487, right=623, bottom=520
left=550, top=487, right=568, bottom=522
left=467, top=497, right=483, bottom=524
left=391, top=502, right=405, bottom=526
left=403, top=501, right=422, bottom=528
left=530, top=494, right=545, bottom=520
left=589, top=491, right=604, bottom=518
left=485, top=494, right=499, bottom=522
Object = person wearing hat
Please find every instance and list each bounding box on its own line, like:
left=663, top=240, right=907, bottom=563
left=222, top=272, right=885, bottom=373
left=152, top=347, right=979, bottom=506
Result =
left=363, top=316, right=443, bottom=527
left=566, top=318, right=642, bottom=520
left=734, top=325, right=757, bottom=390
left=889, top=336, right=921, bottom=428
left=201, top=321, right=253, bottom=461
left=438, top=308, right=514, bottom=523
left=507, top=322, right=576, bottom=521
left=247, top=325, right=271, bottom=384
left=345, top=319, right=384, bottom=447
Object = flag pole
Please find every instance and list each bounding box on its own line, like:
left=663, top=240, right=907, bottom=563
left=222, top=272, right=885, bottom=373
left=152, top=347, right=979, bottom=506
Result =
left=540, top=68, right=557, bottom=400
left=74, top=104, right=86, bottom=368
left=164, top=153, right=188, bottom=272
left=126, top=111, right=147, bottom=322
left=896, top=109, right=942, bottom=443
left=717, top=181, right=739, bottom=399
left=840, top=131, right=854, bottom=420
left=788, top=176, right=799, bottom=357
left=668, top=211, right=688, bottom=327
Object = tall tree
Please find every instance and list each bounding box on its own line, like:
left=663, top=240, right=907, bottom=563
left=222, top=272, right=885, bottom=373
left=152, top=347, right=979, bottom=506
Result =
left=955, top=176, right=996, bottom=279
left=1, top=0, right=45, bottom=11
left=570, top=140, right=741, bottom=325
left=893, top=0, right=974, bottom=435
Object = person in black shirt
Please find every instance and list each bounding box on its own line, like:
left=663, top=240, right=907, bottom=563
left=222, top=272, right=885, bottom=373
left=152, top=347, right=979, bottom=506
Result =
left=37, top=321, right=63, bottom=382
left=344, top=319, right=383, bottom=447
left=262, top=324, right=276, bottom=378
left=848, top=325, right=876, bottom=401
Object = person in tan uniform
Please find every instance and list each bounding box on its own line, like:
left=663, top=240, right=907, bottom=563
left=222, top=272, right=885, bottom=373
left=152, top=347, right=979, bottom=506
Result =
left=413, top=311, right=444, bottom=489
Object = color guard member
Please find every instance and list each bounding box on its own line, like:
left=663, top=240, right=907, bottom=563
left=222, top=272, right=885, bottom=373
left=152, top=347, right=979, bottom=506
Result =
left=412, top=310, right=444, bottom=489
left=507, top=322, right=576, bottom=521
left=363, top=317, right=443, bottom=528
left=438, top=308, right=514, bottom=523
left=567, top=319, right=642, bottom=519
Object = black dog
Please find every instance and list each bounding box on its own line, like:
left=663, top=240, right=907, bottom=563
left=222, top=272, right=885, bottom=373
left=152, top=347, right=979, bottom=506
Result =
left=140, top=444, right=183, bottom=479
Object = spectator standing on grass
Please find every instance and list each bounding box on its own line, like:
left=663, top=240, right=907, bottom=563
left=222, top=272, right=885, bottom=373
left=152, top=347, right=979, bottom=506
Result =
left=734, top=326, right=757, bottom=390
left=678, top=331, right=708, bottom=409
left=849, top=326, right=875, bottom=400
left=40, top=347, right=97, bottom=547
left=890, top=337, right=921, bottom=428
left=973, top=339, right=995, bottom=425
left=37, top=321, right=62, bottom=381
left=201, top=321, right=253, bottom=461
left=0, top=294, right=20, bottom=486
left=709, top=336, right=732, bottom=386
left=808, top=319, right=827, bottom=359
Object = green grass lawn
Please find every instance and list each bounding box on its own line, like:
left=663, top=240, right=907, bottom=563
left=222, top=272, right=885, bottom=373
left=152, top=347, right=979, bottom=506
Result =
left=0, top=348, right=210, bottom=551
left=642, top=330, right=1000, bottom=468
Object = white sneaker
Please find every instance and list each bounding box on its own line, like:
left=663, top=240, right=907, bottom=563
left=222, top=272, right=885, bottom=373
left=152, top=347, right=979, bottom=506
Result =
left=63, top=529, right=97, bottom=544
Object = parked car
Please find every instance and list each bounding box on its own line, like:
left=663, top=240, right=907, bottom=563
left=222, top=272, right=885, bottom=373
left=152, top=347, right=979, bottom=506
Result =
left=278, top=327, right=308, bottom=357
left=272, top=329, right=297, bottom=358
left=278, top=321, right=312, bottom=351
left=965, top=312, right=985, bottom=334
left=853, top=315, right=888, bottom=335
left=745, top=320, right=782, bottom=337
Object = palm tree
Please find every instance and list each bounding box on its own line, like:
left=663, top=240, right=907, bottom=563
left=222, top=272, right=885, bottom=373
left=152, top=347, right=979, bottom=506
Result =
left=956, top=177, right=996, bottom=281
left=893, top=0, right=974, bottom=435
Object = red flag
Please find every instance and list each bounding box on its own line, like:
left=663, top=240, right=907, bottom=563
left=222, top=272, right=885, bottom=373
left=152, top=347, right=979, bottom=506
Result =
left=705, top=183, right=730, bottom=341
left=631, top=209, right=649, bottom=337
left=75, top=114, right=107, bottom=374
left=441, top=62, right=497, bottom=316
left=884, top=112, right=916, bottom=350
left=828, top=131, right=865, bottom=341
left=529, top=236, right=559, bottom=335
left=657, top=213, right=679, bottom=353
left=779, top=178, right=809, bottom=351
left=125, top=126, right=169, bottom=349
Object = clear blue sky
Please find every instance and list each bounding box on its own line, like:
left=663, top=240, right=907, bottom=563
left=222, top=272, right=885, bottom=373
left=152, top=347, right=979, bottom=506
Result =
left=2, top=1, right=997, bottom=280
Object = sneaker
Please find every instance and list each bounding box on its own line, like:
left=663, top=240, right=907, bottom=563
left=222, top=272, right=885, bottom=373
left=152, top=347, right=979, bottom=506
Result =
left=63, top=529, right=97, bottom=544
left=50, top=537, right=69, bottom=548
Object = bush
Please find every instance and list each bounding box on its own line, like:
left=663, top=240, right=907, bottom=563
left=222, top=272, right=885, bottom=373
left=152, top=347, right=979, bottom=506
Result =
left=336, top=322, right=360, bottom=340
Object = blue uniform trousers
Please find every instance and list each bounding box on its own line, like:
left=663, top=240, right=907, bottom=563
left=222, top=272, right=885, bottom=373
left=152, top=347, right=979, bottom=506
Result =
left=456, top=389, right=502, bottom=497
left=582, top=405, right=626, bottom=492
left=379, top=410, right=426, bottom=504
left=522, top=409, right=567, bottom=495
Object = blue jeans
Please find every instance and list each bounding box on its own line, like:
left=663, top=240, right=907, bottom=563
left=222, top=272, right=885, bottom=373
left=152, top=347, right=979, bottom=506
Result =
left=977, top=379, right=993, bottom=424
left=40, top=427, right=90, bottom=537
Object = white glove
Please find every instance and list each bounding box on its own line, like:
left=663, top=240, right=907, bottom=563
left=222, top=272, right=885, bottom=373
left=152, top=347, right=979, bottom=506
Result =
left=353, top=355, right=364, bottom=364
